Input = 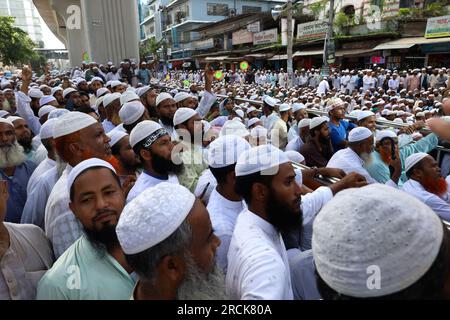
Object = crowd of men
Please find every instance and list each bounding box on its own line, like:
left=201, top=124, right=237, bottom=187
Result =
left=1, top=60, right=450, bottom=300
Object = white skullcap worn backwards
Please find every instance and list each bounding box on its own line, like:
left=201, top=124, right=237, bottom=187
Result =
left=173, top=108, right=197, bottom=126
left=103, top=93, right=121, bottom=108
left=119, top=101, right=145, bottom=125
left=116, top=182, right=196, bottom=255
left=312, top=184, right=443, bottom=298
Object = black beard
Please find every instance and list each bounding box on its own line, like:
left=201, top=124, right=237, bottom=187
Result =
left=151, top=150, right=184, bottom=176
left=266, top=189, right=302, bottom=234
left=84, top=223, right=119, bottom=256
left=159, top=116, right=174, bottom=127
left=18, top=138, right=33, bottom=153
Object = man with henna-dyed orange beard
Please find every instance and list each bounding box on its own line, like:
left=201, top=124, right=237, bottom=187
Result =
left=44, top=111, right=126, bottom=258
left=402, top=153, right=450, bottom=222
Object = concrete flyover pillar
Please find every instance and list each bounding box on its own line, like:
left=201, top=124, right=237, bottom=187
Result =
left=80, top=0, right=140, bottom=65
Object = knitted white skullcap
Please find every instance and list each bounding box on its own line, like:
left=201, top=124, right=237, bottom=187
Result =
left=53, top=111, right=97, bottom=139
left=120, top=91, right=140, bottom=106
left=39, top=95, right=56, bottom=107
left=357, top=111, right=375, bottom=122
left=39, top=118, right=58, bottom=140
left=156, top=92, right=173, bottom=107
left=116, top=182, right=196, bottom=254
left=173, top=108, right=197, bottom=126
left=298, top=118, right=311, bottom=129
left=404, top=152, right=430, bottom=173
left=220, top=120, right=249, bottom=138
left=103, top=93, right=121, bottom=108
left=235, top=144, right=290, bottom=177
left=62, top=88, right=77, bottom=99
left=208, top=135, right=251, bottom=169
left=174, top=92, right=191, bottom=103
left=38, top=105, right=57, bottom=119
left=119, top=101, right=145, bottom=125
left=29, top=88, right=44, bottom=99
left=348, top=127, right=373, bottom=143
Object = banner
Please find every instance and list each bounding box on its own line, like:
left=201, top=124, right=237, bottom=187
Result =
left=247, top=21, right=260, bottom=33
left=425, top=15, right=450, bottom=38
left=297, top=20, right=328, bottom=41
left=253, top=28, right=278, bottom=45
left=232, top=29, right=253, bottom=45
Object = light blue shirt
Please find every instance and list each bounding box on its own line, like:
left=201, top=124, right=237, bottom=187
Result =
left=287, top=249, right=321, bottom=300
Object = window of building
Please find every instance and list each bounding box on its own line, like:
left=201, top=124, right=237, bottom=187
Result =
left=399, top=0, right=415, bottom=8
left=242, top=6, right=261, bottom=14
left=207, top=3, right=229, bottom=16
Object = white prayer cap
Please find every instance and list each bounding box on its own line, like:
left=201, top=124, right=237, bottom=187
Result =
left=67, top=158, right=116, bottom=194
left=91, top=76, right=104, bottom=83
left=39, top=118, right=58, bottom=140
left=208, top=135, right=251, bottom=169
left=174, top=92, right=191, bottom=103
left=235, top=144, right=290, bottom=177
left=0, top=118, right=13, bottom=127
left=53, top=111, right=98, bottom=139
left=279, top=103, right=292, bottom=112
left=29, top=88, right=44, bottom=99
left=129, top=120, right=164, bottom=148
left=263, top=96, right=277, bottom=107
left=250, top=125, right=267, bottom=139
left=309, top=116, right=328, bottom=130
left=108, top=130, right=128, bottom=147
left=51, top=87, right=63, bottom=96
left=120, top=91, right=140, bottom=106
left=103, top=93, right=121, bottom=108
left=156, top=92, right=173, bottom=106
left=326, top=98, right=345, bottom=111
left=246, top=107, right=257, bottom=114
left=292, top=103, right=306, bottom=113
left=376, top=129, right=397, bottom=142
left=8, top=116, right=24, bottom=123
left=285, top=150, right=305, bottom=164
left=234, top=109, right=244, bottom=119
left=119, top=101, right=145, bottom=125
left=173, top=107, right=197, bottom=126
left=110, top=80, right=123, bottom=88
left=357, top=111, right=375, bottom=122
left=0, top=110, right=10, bottom=118
left=170, top=89, right=178, bottom=95
left=348, top=127, right=372, bottom=143
left=312, top=184, right=443, bottom=298
left=247, top=117, right=260, bottom=128
left=38, top=105, right=57, bottom=119
left=298, top=118, right=311, bottom=129
left=96, top=87, right=110, bottom=98
left=63, top=88, right=77, bottom=99
left=416, top=112, right=425, bottom=118
left=117, top=182, right=196, bottom=255
left=405, top=152, right=429, bottom=173
left=220, top=120, right=249, bottom=138
left=39, top=95, right=56, bottom=107
left=137, top=86, right=151, bottom=97
left=48, top=108, right=69, bottom=119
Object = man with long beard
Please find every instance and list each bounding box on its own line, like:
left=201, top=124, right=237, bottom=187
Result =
left=37, top=159, right=135, bottom=299
left=402, top=153, right=450, bottom=221
left=117, top=182, right=225, bottom=300
left=226, top=145, right=301, bottom=300
left=366, top=129, right=439, bottom=187
left=127, top=120, right=182, bottom=202
left=155, top=92, right=178, bottom=140
left=0, top=118, right=36, bottom=223
left=45, top=111, right=118, bottom=258
left=8, top=116, right=36, bottom=161
left=327, top=127, right=402, bottom=187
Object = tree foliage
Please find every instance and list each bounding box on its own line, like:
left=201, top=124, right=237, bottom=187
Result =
left=140, top=37, right=164, bottom=60
left=0, top=16, right=38, bottom=66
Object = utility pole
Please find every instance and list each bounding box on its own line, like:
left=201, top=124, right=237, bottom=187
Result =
left=286, top=0, right=293, bottom=88
left=323, top=0, right=335, bottom=76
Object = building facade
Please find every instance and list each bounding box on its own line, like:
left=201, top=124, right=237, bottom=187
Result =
left=0, top=0, right=44, bottom=47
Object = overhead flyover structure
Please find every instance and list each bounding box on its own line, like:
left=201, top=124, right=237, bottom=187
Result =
left=33, top=0, right=140, bottom=67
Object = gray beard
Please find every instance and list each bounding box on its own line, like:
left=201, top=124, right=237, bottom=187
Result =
left=55, top=154, right=67, bottom=178
left=361, top=152, right=375, bottom=167
left=177, top=256, right=228, bottom=300
left=0, top=141, right=26, bottom=169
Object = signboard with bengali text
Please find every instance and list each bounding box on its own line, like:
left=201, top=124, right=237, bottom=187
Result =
left=253, top=28, right=278, bottom=45
left=425, top=15, right=450, bottom=38
left=232, top=29, right=254, bottom=45
left=297, top=20, right=328, bottom=41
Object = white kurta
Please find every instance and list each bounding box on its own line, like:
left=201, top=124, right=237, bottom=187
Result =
left=401, top=179, right=450, bottom=222
left=16, top=91, right=41, bottom=136
left=226, top=209, right=294, bottom=300
left=27, top=157, right=55, bottom=194
left=21, top=167, right=60, bottom=229
left=45, top=166, right=83, bottom=258
left=126, top=171, right=179, bottom=203
left=207, top=189, right=245, bottom=273
left=327, top=148, right=397, bottom=188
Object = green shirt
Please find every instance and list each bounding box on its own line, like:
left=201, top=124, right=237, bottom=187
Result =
left=177, top=142, right=208, bottom=193
left=36, top=235, right=135, bottom=300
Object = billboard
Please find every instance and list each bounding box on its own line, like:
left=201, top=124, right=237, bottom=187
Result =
left=425, top=15, right=450, bottom=38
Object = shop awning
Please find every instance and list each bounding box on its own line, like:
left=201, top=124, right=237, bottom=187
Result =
left=372, top=37, right=450, bottom=51
left=205, top=56, right=229, bottom=61
left=293, top=50, right=323, bottom=57
left=335, top=48, right=376, bottom=57
left=245, top=53, right=270, bottom=58
left=268, top=54, right=287, bottom=61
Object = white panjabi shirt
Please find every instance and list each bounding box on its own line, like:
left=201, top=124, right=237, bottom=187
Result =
left=44, top=166, right=83, bottom=258
left=126, top=171, right=179, bottom=203
left=226, top=209, right=294, bottom=300
left=207, top=188, right=245, bottom=273
left=27, top=157, right=55, bottom=194
left=401, top=179, right=450, bottom=222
